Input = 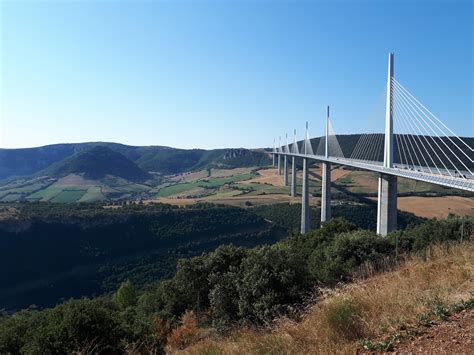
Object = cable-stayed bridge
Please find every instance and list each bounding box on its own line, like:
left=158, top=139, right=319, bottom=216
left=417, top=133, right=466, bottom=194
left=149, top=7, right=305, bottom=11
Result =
left=271, top=53, right=474, bottom=236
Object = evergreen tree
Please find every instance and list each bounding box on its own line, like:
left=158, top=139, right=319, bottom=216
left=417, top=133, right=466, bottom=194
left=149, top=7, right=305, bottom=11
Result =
left=113, top=280, right=138, bottom=309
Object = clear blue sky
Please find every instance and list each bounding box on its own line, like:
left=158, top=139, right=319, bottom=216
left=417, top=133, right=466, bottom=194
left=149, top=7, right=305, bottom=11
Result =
left=1, top=0, right=472, bottom=149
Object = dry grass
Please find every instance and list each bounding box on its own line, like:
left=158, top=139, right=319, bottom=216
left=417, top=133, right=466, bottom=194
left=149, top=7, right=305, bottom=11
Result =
left=180, top=242, right=474, bottom=355
left=367, top=196, right=474, bottom=218
left=397, top=196, right=474, bottom=218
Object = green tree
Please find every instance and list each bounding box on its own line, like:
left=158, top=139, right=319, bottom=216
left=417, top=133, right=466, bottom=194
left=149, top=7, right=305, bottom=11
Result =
left=236, top=244, right=310, bottom=325
left=113, top=280, right=138, bottom=309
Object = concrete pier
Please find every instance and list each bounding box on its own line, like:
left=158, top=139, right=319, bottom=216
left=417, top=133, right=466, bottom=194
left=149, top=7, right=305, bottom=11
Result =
left=272, top=154, right=275, bottom=167
left=321, top=162, right=331, bottom=223
left=277, top=155, right=281, bottom=175
left=377, top=53, right=397, bottom=236
left=301, top=157, right=310, bottom=234
left=283, top=156, right=288, bottom=186
left=377, top=174, right=397, bottom=236
left=291, top=157, right=297, bottom=197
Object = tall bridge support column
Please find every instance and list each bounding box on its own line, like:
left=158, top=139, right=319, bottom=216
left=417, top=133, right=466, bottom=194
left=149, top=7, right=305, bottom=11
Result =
left=377, top=52, right=397, bottom=236
left=277, top=154, right=282, bottom=175
left=301, top=157, right=310, bottom=234
left=272, top=153, right=275, bottom=167
left=321, top=106, right=331, bottom=224
left=291, top=157, right=297, bottom=197
left=321, top=162, right=331, bottom=223
left=283, top=156, right=288, bottom=186
left=377, top=174, right=397, bottom=236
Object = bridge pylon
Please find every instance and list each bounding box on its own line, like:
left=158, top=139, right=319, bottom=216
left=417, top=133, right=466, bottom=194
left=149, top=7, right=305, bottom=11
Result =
left=272, top=138, right=276, bottom=167
left=291, top=130, right=297, bottom=197
left=277, top=136, right=282, bottom=175
left=283, top=134, right=289, bottom=186
left=321, top=106, right=332, bottom=223
left=377, top=52, right=397, bottom=236
left=301, top=122, right=311, bottom=234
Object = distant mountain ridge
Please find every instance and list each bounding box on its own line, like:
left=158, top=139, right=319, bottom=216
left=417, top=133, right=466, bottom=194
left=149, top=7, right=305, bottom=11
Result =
left=0, top=142, right=271, bottom=181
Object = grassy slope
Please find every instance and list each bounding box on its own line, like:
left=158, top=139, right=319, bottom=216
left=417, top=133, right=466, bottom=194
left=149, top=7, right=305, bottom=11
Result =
left=183, top=242, right=473, bottom=354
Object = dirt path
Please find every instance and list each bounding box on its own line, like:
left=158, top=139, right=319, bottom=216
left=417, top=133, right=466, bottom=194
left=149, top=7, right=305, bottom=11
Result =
left=392, top=308, right=474, bottom=354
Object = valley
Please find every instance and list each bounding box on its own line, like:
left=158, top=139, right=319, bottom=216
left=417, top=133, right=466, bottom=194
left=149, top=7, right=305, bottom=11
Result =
left=0, top=141, right=472, bottom=328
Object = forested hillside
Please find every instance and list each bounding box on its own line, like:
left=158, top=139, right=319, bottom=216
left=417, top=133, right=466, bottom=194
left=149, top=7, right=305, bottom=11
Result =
left=0, top=215, right=471, bottom=354
left=0, top=203, right=285, bottom=311
left=0, top=200, right=424, bottom=311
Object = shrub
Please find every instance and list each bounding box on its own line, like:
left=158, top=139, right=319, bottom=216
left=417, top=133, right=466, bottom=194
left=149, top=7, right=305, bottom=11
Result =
left=154, top=316, right=172, bottom=348
left=209, top=272, right=241, bottom=331
left=167, top=311, right=200, bottom=350
left=323, top=298, right=364, bottom=341
left=113, top=280, right=138, bottom=309
left=236, top=245, right=310, bottom=325
left=0, top=299, right=133, bottom=354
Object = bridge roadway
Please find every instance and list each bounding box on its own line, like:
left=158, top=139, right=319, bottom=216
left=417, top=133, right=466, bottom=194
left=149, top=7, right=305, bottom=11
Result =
left=277, top=152, right=474, bottom=193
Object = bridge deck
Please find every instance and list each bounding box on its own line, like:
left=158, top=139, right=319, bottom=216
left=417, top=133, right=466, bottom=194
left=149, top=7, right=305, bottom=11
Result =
left=274, top=152, right=474, bottom=192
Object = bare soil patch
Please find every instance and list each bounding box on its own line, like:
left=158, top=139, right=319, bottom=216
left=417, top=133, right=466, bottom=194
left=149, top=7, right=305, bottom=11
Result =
left=392, top=308, right=474, bottom=354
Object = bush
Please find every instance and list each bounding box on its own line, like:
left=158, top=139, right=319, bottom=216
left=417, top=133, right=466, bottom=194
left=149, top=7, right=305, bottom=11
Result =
left=167, top=311, right=200, bottom=350
left=0, top=299, right=137, bottom=354
left=113, top=280, right=138, bottom=309
left=154, top=316, right=172, bottom=348
left=324, top=298, right=364, bottom=341
left=235, top=245, right=311, bottom=325
left=209, top=272, right=241, bottom=331
left=307, top=228, right=392, bottom=284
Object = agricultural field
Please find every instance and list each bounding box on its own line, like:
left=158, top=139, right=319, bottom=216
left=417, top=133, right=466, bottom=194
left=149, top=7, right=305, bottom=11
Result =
left=50, top=190, right=87, bottom=203
left=153, top=170, right=258, bottom=198
left=210, top=167, right=255, bottom=178
left=0, top=173, right=155, bottom=203
left=150, top=165, right=474, bottom=218
left=151, top=167, right=321, bottom=207
left=27, top=186, right=66, bottom=201
left=79, top=187, right=105, bottom=202
left=396, top=196, right=474, bottom=218
left=0, top=164, right=471, bottom=217
left=0, top=177, right=56, bottom=201
left=1, top=193, right=25, bottom=202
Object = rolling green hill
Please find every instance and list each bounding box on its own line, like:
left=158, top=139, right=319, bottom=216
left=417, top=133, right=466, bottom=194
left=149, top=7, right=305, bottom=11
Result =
left=44, top=146, right=151, bottom=182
